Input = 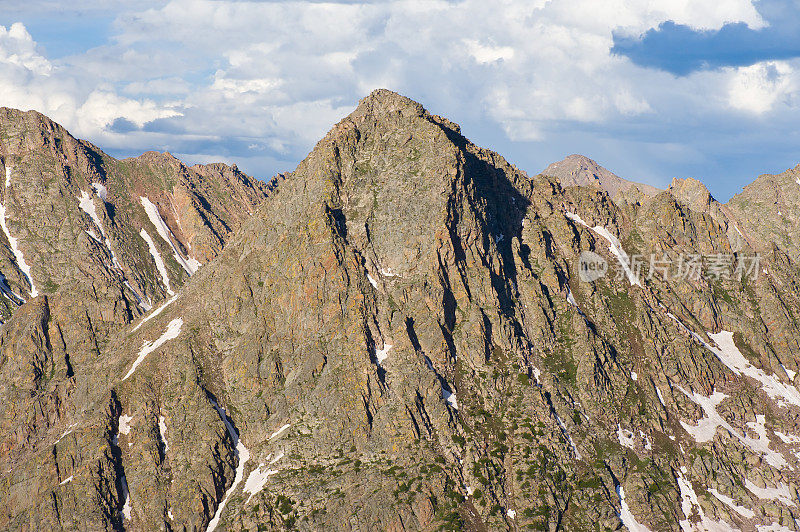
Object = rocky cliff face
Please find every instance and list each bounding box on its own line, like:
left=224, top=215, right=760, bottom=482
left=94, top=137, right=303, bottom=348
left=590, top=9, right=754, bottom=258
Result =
left=1, top=91, right=800, bottom=531
left=0, top=107, right=269, bottom=530
left=726, top=165, right=800, bottom=262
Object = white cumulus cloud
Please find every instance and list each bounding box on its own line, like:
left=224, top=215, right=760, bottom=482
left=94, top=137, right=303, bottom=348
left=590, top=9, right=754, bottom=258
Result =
left=0, top=0, right=792, bottom=201
left=727, top=61, right=797, bottom=114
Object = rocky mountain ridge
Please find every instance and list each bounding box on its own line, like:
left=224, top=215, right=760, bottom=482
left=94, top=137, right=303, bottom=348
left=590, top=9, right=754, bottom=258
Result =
left=1, top=91, right=800, bottom=531
left=542, top=154, right=661, bottom=203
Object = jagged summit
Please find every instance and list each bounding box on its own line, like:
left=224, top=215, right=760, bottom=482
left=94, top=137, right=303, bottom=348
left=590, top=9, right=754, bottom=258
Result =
left=667, top=176, right=714, bottom=212
left=321, top=88, right=463, bottom=150
left=356, top=88, right=425, bottom=114
left=0, top=105, right=269, bottom=334
left=0, top=106, right=58, bottom=125
left=542, top=153, right=661, bottom=200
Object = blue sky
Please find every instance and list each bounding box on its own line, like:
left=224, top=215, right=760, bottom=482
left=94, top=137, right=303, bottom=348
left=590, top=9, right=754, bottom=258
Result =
left=2, top=0, right=800, bottom=201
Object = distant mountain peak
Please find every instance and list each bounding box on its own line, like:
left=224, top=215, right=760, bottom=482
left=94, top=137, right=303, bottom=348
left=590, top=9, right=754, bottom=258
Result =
left=542, top=154, right=661, bottom=199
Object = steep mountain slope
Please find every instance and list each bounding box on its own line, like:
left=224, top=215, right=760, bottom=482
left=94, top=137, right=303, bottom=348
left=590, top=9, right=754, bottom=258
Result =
left=542, top=154, right=661, bottom=203
left=665, top=177, right=752, bottom=254
left=726, top=165, right=800, bottom=262
left=2, top=91, right=800, bottom=531
left=0, top=107, right=268, bottom=318
left=0, top=108, right=269, bottom=530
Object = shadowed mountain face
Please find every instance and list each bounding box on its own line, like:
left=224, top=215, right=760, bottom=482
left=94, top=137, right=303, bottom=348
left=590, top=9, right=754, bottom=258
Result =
left=1, top=91, right=800, bottom=531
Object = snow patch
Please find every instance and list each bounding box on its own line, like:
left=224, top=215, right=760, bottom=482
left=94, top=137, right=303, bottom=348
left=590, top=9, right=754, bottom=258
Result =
left=244, top=465, right=279, bottom=503
left=706, top=331, right=800, bottom=408
left=132, top=294, right=177, bottom=332
left=4, top=166, right=10, bottom=188
left=269, top=450, right=284, bottom=464
left=244, top=452, right=285, bottom=504
left=207, top=399, right=250, bottom=532
left=744, top=478, right=796, bottom=507
left=666, top=312, right=693, bottom=336
left=159, top=416, right=169, bottom=453
left=367, top=273, right=378, bottom=289
left=78, top=189, right=129, bottom=275
left=140, top=229, right=174, bottom=296
left=565, top=211, right=589, bottom=227
left=122, top=494, right=132, bottom=520
left=640, top=430, right=652, bottom=451
left=566, top=289, right=579, bottom=308
left=379, top=267, right=397, bottom=277
left=616, top=485, right=652, bottom=532
left=591, top=226, right=642, bottom=287
left=656, top=387, right=666, bottom=406
left=676, top=467, right=734, bottom=531
left=123, top=318, right=183, bottom=381
left=59, top=475, right=73, bottom=486
left=92, top=182, right=108, bottom=201
left=140, top=197, right=199, bottom=276
left=667, top=317, right=800, bottom=410
left=617, top=424, right=636, bottom=449
left=775, top=431, right=800, bottom=444
left=375, top=343, right=392, bottom=365
left=507, top=509, right=516, bottom=519
left=76, top=189, right=147, bottom=310
left=269, top=424, right=291, bottom=440
left=77, top=190, right=105, bottom=238
left=119, top=414, right=133, bottom=435
left=123, top=280, right=151, bottom=311
left=55, top=423, right=79, bottom=444
left=708, top=488, right=755, bottom=518
left=77, top=190, right=137, bottom=288
left=631, top=371, right=638, bottom=381
left=118, top=472, right=132, bottom=522
left=555, top=414, right=581, bottom=459
left=0, top=202, right=37, bottom=297
left=442, top=387, right=458, bottom=410
left=757, top=525, right=794, bottom=532
left=677, top=386, right=788, bottom=469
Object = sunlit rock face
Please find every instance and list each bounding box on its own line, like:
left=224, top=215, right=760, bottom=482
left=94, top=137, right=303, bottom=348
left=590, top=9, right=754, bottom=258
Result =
left=1, top=91, right=800, bottom=531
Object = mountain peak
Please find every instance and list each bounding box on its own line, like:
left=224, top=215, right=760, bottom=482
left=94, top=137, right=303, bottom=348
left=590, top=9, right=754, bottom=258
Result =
left=360, top=88, right=423, bottom=112
left=0, top=106, right=51, bottom=124
left=337, top=89, right=462, bottom=138
left=4, top=94, right=800, bottom=532
left=667, top=176, right=713, bottom=211
left=542, top=154, right=660, bottom=200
